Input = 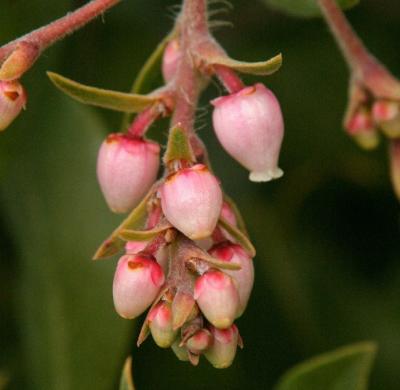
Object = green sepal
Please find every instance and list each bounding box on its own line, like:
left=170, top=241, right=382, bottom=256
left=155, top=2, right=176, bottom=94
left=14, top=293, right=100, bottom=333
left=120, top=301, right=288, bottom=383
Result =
left=47, top=72, right=157, bottom=113
left=93, top=188, right=155, bottom=259
left=119, top=220, right=172, bottom=242
left=263, top=0, right=359, bottom=18
left=163, top=126, right=195, bottom=164
left=218, top=217, right=256, bottom=257
left=172, top=291, right=196, bottom=330
left=119, top=357, right=135, bottom=390
left=191, top=253, right=242, bottom=271
left=274, top=341, right=377, bottom=390
left=210, top=53, right=282, bottom=76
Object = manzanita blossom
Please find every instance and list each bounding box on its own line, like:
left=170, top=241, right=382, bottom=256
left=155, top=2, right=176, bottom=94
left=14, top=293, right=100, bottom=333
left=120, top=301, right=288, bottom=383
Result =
left=209, top=243, right=254, bottom=317
left=97, top=133, right=160, bottom=213
left=148, top=301, right=177, bottom=348
left=205, top=325, right=239, bottom=369
left=0, top=80, right=27, bottom=131
left=159, top=164, right=223, bottom=240
left=113, top=254, right=165, bottom=319
left=212, top=83, right=284, bottom=182
left=194, top=269, right=240, bottom=329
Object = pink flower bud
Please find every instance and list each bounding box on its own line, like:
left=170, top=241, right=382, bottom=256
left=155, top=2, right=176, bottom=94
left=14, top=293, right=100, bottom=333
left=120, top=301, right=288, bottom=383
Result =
left=148, top=301, right=178, bottom=348
left=0, top=42, right=39, bottom=81
left=211, top=83, right=284, bottom=182
left=372, top=100, right=400, bottom=138
left=113, top=254, right=165, bottom=319
left=171, top=339, right=189, bottom=362
left=205, top=324, right=239, bottom=369
left=159, top=164, right=223, bottom=240
left=0, top=80, right=27, bottom=131
left=97, top=133, right=160, bottom=213
left=345, top=109, right=379, bottom=150
left=194, top=269, right=239, bottom=329
left=186, top=329, right=212, bottom=354
left=209, top=243, right=254, bottom=317
left=162, top=39, right=181, bottom=83
left=125, top=241, right=169, bottom=272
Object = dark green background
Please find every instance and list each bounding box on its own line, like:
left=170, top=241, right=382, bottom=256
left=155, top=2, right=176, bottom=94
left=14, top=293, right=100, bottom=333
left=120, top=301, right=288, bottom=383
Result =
left=1, top=0, right=400, bottom=389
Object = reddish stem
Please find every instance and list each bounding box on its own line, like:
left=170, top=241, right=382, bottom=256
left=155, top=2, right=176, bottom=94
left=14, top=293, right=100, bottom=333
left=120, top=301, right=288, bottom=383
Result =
left=127, top=105, right=162, bottom=138
left=0, top=0, right=121, bottom=63
left=213, top=65, right=244, bottom=94
left=170, top=0, right=209, bottom=159
left=318, top=0, right=400, bottom=98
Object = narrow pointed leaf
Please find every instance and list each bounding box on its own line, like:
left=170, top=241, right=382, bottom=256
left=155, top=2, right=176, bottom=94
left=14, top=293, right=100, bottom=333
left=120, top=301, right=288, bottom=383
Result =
left=263, top=0, right=359, bottom=18
left=218, top=217, right=256, bottom=257
left=163, top=126, right=195, bottom=164
left=119, top=357, right=135, bottom=390
left=93, top=188, right=155, bottom=259
left=210, top=53, right=282, bottom=76
left=119, top=221, right=172, bottom=242
left=274, top=342, right=377, bottom=390
left=47, top=72, right=157, bottom=113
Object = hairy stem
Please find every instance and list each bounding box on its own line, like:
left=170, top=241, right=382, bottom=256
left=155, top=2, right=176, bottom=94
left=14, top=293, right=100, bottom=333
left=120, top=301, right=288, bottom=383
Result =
left=170, top=0, right=209, bottom=158
left=213, top=64, right=244, bottom=94
left=0, top=0, right=121, bottom=63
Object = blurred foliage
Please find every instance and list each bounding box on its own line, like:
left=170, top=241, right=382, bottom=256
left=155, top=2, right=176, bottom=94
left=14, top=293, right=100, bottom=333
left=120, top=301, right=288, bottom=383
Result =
left=1, top=0, right=400, bottom=389
left=275, top=342, right=376, bottom=390
left=263, top=0, right=359, bottom=18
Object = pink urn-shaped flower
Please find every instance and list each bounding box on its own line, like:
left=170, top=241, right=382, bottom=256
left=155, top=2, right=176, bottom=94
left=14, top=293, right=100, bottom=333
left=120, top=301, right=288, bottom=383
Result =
left=159, top=164, right=223, bottom=240
left=0, top=80, right=27, bottom=131
left=209, top=243, right=254, bottom=317
left=97, top=133, right=160, bottom=213
left=212, top=83, right=284, bottom=182
left=162, top=39, right=181, bottom=83
left=113, top=254, right=165, bottom=319
left=194, top=269, right=239, bottom=329
left=205, top=324, right=239, bottom=369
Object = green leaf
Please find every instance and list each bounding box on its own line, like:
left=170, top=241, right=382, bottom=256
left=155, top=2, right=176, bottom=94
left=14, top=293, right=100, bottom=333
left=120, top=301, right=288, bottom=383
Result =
left=274, top=342, right=377, bottom=390
left=218, top=218, right=256, bottom=257
left=119, top=220, right=172, bottom=242
left=209, top=53, right=282, bottom=76
left=119, top=357, right=135, bottom=390
left=163, top=126, right=195, bottom=164
left=94, top=187, right=156, bottom=259
left=47, top=71, right=157, bottom=113
left=263, top=0, right=359, bottom=18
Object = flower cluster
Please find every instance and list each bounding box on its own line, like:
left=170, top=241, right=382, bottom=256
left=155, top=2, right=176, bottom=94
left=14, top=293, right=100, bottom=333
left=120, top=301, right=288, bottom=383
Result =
left=93, top=31, right=284, bottom=367
left=345, top=88, right=400, bottom=151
